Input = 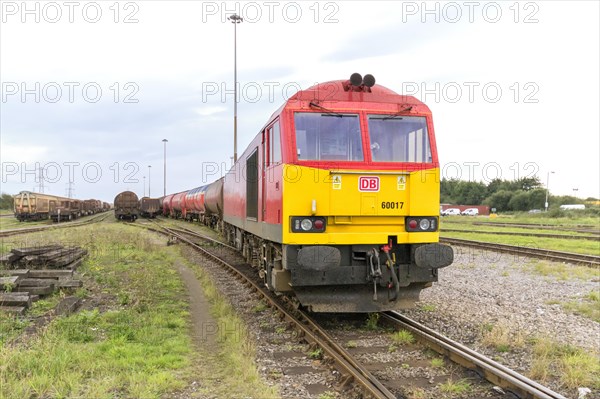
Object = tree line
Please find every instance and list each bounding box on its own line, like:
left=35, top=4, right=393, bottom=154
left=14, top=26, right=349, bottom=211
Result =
left=440, top=177, right=592, bottom=212
left=0, top=193, right=14, bottom=210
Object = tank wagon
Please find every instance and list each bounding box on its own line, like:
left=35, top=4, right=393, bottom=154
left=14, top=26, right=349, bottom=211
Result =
left=114, top=191, right=139, bottom=221
left=139, top=197, right=161, bottom=218
left=162, top=193, right=174, bottom=217
left=14, top=191, right=83, bottom=222
left=165, top=75, right=454, bottom=312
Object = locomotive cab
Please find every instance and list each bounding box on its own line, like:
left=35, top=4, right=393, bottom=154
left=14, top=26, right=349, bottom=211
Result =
left=221, top=75, right=454, bottom=312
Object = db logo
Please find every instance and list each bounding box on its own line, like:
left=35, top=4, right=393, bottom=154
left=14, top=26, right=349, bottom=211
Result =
left=358, top=176, right=380, bottom=192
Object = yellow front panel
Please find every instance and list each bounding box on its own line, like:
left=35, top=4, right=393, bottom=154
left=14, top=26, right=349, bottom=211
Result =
left=282, top=165, right=440, bottom=245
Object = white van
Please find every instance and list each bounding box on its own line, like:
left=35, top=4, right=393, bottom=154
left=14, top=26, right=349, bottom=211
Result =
left=461, top=208, right=479, bottom=216
left=441, top=208, right=461, bottom=216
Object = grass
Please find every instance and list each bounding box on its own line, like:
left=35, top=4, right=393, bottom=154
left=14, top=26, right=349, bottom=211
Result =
left=481, top=322, right=525, bottom=353
left=529, top=337, right=600, bottom=390
left=441, top=231, right=600, bottom=255
left=308, top=347, right=323, bottom=360
left=442, top=223, right=597, bottom=238
left=318, top=392, right=337, bottom=399
left=364, top=313, right=380, bottom=330
left=252, top=301, right=268, bottom=313
left=523, top=260, right=600, bottom=281
left=1, top=221, right=279, bottom=399
left=0, top=216, right=52, bottom=231
left=0, top=223, right=193, bottom=399
left=0, top=313, right=30, bottom=345
left=391, top=330, right=415, bottom=345
left=439, top=378, right=472, bottom=395
left=561, top=290, right=600, bottom=322
left=419, top=303, right=436, bottom=312
left=182, top=253, right=280, bottom=398
left=441, top=214, right=600, bottom=228
left=430, top=357, right=445, bottom=368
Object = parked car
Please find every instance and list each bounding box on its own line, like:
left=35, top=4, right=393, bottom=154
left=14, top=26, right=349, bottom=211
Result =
left=441, top=208, right=461, bottom=216
left=461, top=208, right=479, bottom=216
left=528, top=209, right=542, bottom=214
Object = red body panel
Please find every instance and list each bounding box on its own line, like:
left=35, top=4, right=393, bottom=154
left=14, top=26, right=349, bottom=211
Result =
left=205, top=178, right=224, bottom=216
left=162, top=194, right=174, bottom=215
left=171, top=192, right=188, bottom=217
left=185, top=189, right=205, bottom=214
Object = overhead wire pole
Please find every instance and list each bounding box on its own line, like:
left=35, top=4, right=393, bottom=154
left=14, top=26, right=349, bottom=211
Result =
left=229, top=13, right=243, bottom=163
left=162, top=139, right=168, bottom=196
left=148, top=165, right=152, bottom=197
left=545, top=171, right=555, bottom=212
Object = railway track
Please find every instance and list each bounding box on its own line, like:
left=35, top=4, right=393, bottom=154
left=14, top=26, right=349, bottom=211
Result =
left=442, top=228, right=600, bottom=241
left=0, top=213, right=109, bottom=238
left=380, top=312, right=567, bottom=399
left=137, top=219, right=568, bottom=399
left=444, top=221, right=600, bottom=236
left=138, top=220, right=395, bottom=398
left=440, top=237, right=600, bottom=267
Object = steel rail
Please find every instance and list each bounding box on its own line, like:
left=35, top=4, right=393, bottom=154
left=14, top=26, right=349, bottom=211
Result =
left=441, top=228, right=600, bottom=241
left=140, top=219, right=570, bottom=398
left=143, top=221, right=396, bottom=399
left=381, top=312, right=567, bottom=399
left=0, top=213, right=109, bottom=238
left=440, top=237, right=600, bottom=267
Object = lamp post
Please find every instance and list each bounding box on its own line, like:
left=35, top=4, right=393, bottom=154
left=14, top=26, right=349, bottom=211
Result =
left=545, top=171, right=555, bottom=212
left=228, top=13, right=243, bottom=163
left=143, top=176, right=146, bottom=197
left=148, top=165, right=152, bottom=197
left=162, top=139, right=168, bottom=196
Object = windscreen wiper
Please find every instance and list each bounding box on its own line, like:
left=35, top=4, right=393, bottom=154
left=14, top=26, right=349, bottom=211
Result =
left=375, top=106, right=414, bottom=120
left=309, top=101, right=346, bottom=117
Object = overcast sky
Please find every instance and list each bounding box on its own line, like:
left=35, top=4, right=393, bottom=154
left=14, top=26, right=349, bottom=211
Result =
left=1, top=0, right=598, bottom=202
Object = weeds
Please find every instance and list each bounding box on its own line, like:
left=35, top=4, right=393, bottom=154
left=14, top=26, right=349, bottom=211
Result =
left=364, top=313, right=380, bottom=330
left=391, top=330, right=415, bottom=345
left=308, top=347, right=323, bottom=360
left=0, top=224, right=192, bottom=399
left=481, top=322, right=524, bottom=353
left=530, top=336, right=600, bottom=389
left=439, top=378, right=472, bottom=394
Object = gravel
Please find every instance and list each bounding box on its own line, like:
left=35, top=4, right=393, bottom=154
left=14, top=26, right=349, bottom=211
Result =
left=402, top=245, right=600, bottom=398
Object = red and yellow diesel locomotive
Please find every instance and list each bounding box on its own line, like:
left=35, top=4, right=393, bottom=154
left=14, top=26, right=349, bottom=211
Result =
left=167, top=74, right=453, bottom=312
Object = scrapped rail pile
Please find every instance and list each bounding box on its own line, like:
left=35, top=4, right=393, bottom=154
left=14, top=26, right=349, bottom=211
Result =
left=0, top=245, right=86, bottom=315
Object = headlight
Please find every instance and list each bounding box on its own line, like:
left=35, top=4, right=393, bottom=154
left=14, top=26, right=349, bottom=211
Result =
left=291, top=217, right=327, bottom=233
left=300, top=219, right=313, bottom=231
left=405, top=217, right=438, bottom=232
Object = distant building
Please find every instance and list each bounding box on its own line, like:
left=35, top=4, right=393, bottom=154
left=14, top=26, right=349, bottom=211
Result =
left=559, top=204, right=585, bottom=210
left=440, top=204, right=490, bottom=215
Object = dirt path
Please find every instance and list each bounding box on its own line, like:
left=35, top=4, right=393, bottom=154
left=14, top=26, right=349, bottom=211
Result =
left=174, top=261, right=217, bottom=348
